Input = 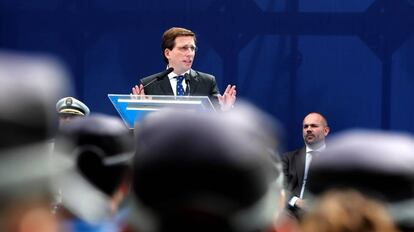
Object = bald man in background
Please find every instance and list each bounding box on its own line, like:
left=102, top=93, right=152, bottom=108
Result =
left=282, top=112, right=330, bottom=218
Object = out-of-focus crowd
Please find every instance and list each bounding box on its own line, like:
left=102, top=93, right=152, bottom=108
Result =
left=1, top=51, right=413, bottom=232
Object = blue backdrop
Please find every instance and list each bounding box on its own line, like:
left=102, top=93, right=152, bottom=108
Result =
left=1, top=0, right=413, bottom=150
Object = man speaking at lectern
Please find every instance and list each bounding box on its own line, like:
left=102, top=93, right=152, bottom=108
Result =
left=132, top=27, right=236, bottom=110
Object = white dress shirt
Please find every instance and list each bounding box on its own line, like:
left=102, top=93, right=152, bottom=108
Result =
left=168, top=70, right=189, bottom=96
left=289, top=144, right=326, bottom=207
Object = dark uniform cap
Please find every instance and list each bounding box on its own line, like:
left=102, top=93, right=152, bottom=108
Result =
left=56, top=114, right=133, bottom=196
left=130, top=104, right=283, bottom=232
left=307, top=129, right=414, bottom=229
left=56, top=97, right=90, bottom=116
left=0, top=51, right=70, bottom=149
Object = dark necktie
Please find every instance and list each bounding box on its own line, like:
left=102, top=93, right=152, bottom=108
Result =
left=176, top=76, right=185, bottom=96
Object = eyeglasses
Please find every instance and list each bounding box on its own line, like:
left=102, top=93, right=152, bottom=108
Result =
left=176, top=45, right=198, bottom=52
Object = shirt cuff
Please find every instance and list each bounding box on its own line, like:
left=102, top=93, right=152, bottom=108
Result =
left=288, top=196, right=300, bottom=207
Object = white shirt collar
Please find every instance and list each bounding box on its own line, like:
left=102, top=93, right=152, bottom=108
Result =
left=167, top=68, right=189, bottom=96
left=306, top=143, right=326, bottom=153
left=168, top=69, right=191, bottom=80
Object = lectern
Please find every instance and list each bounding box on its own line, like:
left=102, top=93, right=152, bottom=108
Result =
left=108, top=94, right=216, bottom=129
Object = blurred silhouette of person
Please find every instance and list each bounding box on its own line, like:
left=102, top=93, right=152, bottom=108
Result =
left=0, top=144, right=65, bottom=232
left=301, top=190, right=400, bottom=232
left=307, top=129, right=414, bottom=232
left=0, top=51, right=70, bottom=149
left=126, top=103, right=285, bottom=232
left=56, top=97, right=90, bottom=126
left=0, top=51, right=70, bottom=232
left=282, top=112, right=329, bottom=217
left=131, top=27, right=236, bottom=110
left=53, top=114, right=134, bottom=232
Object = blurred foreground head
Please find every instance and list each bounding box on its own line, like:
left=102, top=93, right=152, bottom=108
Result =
left=129, top=103, right=284, bottom=232
left=0, top=51, right=70, bottom=232
left=301, top=190, right=399, bottom=232
left=54, top=114, right=134, bottom=223
left=0, top=51, right=70, bottom=149
left=307, top=130, right=414, bottom=231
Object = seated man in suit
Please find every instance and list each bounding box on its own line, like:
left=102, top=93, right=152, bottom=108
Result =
left=132, top=27, right=236, bottom=110
left=282, top=112, right=330, bottom=218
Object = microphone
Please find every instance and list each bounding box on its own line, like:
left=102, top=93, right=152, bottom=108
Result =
left=184, top=73, right=191, bottom=96
left=141, top=67, right=174, bottom=89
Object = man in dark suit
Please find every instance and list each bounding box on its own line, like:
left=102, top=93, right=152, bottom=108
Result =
left=132, top=27, right=236, bottom=110
left=282, top=112, right=330, bottom=217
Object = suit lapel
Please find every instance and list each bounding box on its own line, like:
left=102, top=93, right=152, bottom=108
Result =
left=188, top=69, right=199, bottom=95
left=159, top=75, right=174, bottom=95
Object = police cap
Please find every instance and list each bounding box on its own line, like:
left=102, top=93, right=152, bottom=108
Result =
left=56, top=97, right=90, bottom=116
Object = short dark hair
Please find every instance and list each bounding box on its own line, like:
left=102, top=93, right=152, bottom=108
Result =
left=161, top=27, right=196, bottom=64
